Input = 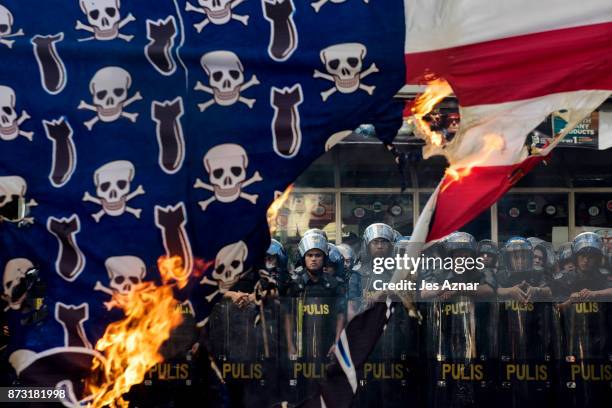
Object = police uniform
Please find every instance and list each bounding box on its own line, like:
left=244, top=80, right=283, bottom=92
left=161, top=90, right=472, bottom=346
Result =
left=422, top=232, right=495, bottom=408
left=555, top=233, right=611, bottom=408
left=497, top=237, right=554, bottom=408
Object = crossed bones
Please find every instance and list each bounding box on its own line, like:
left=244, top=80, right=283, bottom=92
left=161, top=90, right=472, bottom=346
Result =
left=194, top=76, right=259, bottom=111
left=75, top=13, right=135, bottom=42
left=94, top=281, right=125, bottom=310
left=1, top=110, right=33, bottom=141
left=194, top=171, right=261, bottom=211
left=199, top=276, right=229, bottom=303
left=313, top=62, right=378, bottom=102
left=0, top=28, right=24, bottom=48
left=185, top=0, right=249, bottom=33
left=82, top=185, right=145, bottom=223
left=77, top=92, right=142, bottom=131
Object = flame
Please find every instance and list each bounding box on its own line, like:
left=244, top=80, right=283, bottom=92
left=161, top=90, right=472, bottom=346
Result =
left=410, top=78, right=453, bottom=150
left=441, top=133, right=505, bottom=192
left=157, top=255, right=189, bottom=289
left=86, top=256, right=185, bottom=408
left=267, top=184, right=294, bottom=234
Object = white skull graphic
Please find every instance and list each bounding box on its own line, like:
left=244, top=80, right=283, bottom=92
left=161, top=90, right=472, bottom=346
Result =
left=212, top=241, right=248, bottom=290
left=105, top=255, right=146, bottom=294
left=90, top=67, right=131, bottom=121
left=314, top=43, right=379, bottom=102
left=205, top=144, right=247, bottom=202
left=320, top=43, right=366, bottom=93
left=79, top=0, right=122, bottom=37
left=0, top=4, right=14, bottom=36
left=0, top=176, right=27, bottom=208
left=83, top=160, right=144, bottom=222
left=2, top=258, right=34, bottom=310
left=0, top=85, right=17, bottom=135
left=95, top=160, right=133, bottom=215
left=198, top=0, right=233, bottom=24
left=202, top=51, right=244, bottom=106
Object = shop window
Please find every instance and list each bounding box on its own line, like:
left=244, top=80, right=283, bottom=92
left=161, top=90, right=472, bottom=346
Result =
left=338, top=144, right=410, bottom=188
left=341, top=193, right=413, bottom=248
left=497, top=193, right=569, bottom=244
left=419, top=194, right=491, bottom=240
left=272, top=192, right=336, bottom=265
left=575, top=193, right=612, bottom=228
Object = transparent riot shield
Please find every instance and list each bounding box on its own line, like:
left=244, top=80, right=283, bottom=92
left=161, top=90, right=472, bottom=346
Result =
left=475, top=300, right=499, bottom=406
left=207, top=298, right=264, bottom=407
left=558, top=301, right=611, bottom=408
left=497, top=300, right=554, bottom=408
left=424, top=296, right=482, bottom=408
left=279, top=296, right=338, bottom=404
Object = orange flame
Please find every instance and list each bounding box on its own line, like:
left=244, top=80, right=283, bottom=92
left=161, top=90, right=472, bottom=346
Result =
left=441, top=133, right=505, bottom=192
left=410, top=78, right=453, bottom=149
left=86, top=256, right=185, bottom=408
left=267, top=184, right=294, bottom=234
left=157, top=255, right=189, bottom=289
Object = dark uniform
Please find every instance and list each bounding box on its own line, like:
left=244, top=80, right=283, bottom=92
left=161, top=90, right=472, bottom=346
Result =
left=421, top=232, right=497, bottom=408
left=555, top=233, right=611, bottom=408
left=496, top=237, right=555, bottom=408
left=282, top=270, right=346, bottom=402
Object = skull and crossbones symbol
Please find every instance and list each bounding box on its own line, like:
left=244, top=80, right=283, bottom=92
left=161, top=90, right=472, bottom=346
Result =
left=82, top=160, right=145, bottom=223
left=0, top=86, right=33, bottom=141
left=311, top=0, right=370, bottom=13
left=194, top=144, right=262, bottom=211
left=94, top=255, right=146, bottom=310
left=313, top=43, right=378, bottom=102
left=76, top=0, right=135, bottom=42
left=185, top=0, right=249, bottom=33
left=0, top=176, right=37, bottom=225
left=201, top=241, right=248, bottom=302
left=0, top=5, right=24, bottom=49
left=78, top=67, right=142, bottom=131
left=195, top=51, right=259, bottom=112
left=2, top=258, right=34, bottom=311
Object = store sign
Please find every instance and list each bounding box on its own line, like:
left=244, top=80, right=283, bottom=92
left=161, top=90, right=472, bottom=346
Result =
left=550, top=111, right=599, bottom=148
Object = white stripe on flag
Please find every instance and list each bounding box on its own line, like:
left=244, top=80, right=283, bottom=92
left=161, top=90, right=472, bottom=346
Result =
left=334, top=330, right=358, bottom=393
left=404, top=0, right=612, bottom=53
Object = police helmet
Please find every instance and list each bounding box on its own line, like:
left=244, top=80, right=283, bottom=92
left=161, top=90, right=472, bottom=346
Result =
left=527, top=237, right=556, bottom=272
left=572, top=232, right=604, bottom=257
left=393, top=229, right=402, bottom=243
left=557, top=242, right=574, bottom=266
left=477, top=239, right=499, bottom=257
left=327, top=244, right=346, bottom=276
left=363, top=223, right=395, bottom=245
left=266, top=239, right=288, bottom=270
left=337, top=243, right=356, bottom=269
left=503, top=236, right=533, bottom=274
left=303, top=228, right=328, bottom=240
left=298, top=234, right=329, bottom=258
left=445, top=231, right=477, bottom=256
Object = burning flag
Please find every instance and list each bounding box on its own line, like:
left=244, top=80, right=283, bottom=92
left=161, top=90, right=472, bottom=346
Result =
left=299, top=1, right=612, bottom=407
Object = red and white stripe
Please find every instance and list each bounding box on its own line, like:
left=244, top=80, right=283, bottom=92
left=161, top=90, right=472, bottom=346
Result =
left=403, top=0, right=612, bottom=243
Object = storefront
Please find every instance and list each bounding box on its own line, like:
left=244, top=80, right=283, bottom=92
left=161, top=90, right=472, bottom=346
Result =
left=273, top=103, right=612, bottom=261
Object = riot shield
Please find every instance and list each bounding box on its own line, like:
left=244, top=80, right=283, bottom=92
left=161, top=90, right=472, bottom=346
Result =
left=424, top=296, right=482, bottom=408
left=497, top=300, right=554, bottom=408
left=558, top=301, right=611, bottom=408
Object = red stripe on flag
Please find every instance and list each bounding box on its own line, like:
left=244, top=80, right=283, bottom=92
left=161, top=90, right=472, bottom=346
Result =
left=406, top=21, right=612, bottom=106
left=427, top=156, right=545, bottom=241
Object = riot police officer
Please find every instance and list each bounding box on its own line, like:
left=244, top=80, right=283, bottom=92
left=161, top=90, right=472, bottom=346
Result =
left=264, top=239, right=289, bottom=295
left=420, top=232, right=496, bottom=408
left=336, top=243, right=357, bottom=274
left=281, top=233, right=346, bottom=402
left=348, top=223, right=395, bottom=320
left=556, top=232, right=611, bottom=408
left=349, top=223, right=414, bottom=408
left=496, top=237, right=554, bottom=408
left=478, top=239, right=499, bottom=270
